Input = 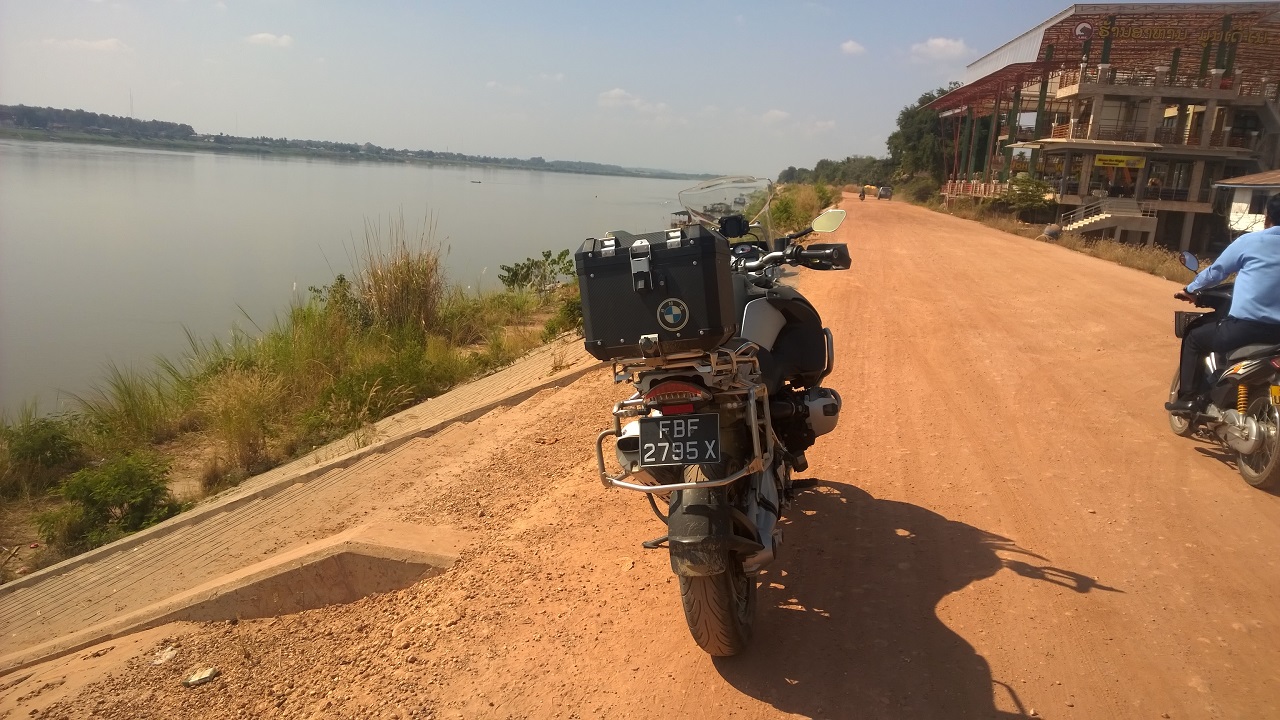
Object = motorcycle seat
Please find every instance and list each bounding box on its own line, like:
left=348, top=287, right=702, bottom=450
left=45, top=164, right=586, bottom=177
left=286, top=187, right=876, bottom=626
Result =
left=1227, top=343, right=1280, bottom=361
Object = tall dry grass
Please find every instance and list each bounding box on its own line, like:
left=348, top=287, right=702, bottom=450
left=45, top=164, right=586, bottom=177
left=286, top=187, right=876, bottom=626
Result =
left=1053, top=233, right=1192, bottom=281
left=2, top=210, right=567, bottom=556
left=938, top=197, right=1192, bottom=282
left=198, top=368, right=285, bottom=471
left=355, top=213, right=446, bottom=331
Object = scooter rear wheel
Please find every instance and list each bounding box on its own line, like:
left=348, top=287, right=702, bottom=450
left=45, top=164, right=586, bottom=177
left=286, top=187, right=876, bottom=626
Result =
left=1238, top=395, right=1280, bottom=490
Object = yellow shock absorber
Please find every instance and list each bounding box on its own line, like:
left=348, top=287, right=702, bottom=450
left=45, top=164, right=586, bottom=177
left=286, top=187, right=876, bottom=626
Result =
left=1238, top=384, right=1249, bottom=414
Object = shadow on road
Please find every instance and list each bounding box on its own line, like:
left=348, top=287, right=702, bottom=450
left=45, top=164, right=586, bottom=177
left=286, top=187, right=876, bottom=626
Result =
left=713, top=481, right=1120, bottom=719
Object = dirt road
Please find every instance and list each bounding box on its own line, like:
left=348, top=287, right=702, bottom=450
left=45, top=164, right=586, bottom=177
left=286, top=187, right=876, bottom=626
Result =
left=6, top=197, right=1280, bottom=719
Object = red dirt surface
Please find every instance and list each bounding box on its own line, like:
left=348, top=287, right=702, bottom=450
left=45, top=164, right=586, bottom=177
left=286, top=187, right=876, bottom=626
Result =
left=4, top=197, right=1280, bottom=719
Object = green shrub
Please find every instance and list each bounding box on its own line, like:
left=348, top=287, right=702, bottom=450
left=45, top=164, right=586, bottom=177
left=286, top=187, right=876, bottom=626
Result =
left=814, top=183, right=838, bottom=209
left=498, top=249, right=574, bottom=293
left=898, top=176, right=941, bottom=204
left=996, top=176, right=1056, bottom=221
left=542, top=286, right=583, bottom=341
left=37, top=452, right=181, bottom=552
left=771, top=185, right=825, bottom=233
left=0, top=408, right=83, bottom=498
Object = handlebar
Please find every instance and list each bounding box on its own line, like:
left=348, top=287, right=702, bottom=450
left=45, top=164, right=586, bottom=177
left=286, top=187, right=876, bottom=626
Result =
left=733, top=243, right=850, bottom=272
left=735, top=250, right=788, bottom=273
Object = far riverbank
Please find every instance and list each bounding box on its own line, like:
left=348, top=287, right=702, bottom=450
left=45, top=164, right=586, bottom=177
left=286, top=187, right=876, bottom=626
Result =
left=0, top=127, right=713, bottom=181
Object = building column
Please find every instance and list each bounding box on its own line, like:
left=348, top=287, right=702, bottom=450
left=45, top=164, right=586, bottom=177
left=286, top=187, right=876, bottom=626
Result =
left=1028, top=45, right=1054, bottom=179
left=1145, top=94, right=1164, bottom=143
left=1180, top=212, right=1196, bottom=252
left=1000, top=88, right=1022, bottom=181
left=1135, top=161, right=1151, bottom=201
left=966, top=109, right=982, bottom=179
left=1200, top=98, right=1219, bottom=146
left=958, top=107, right=974, bottom=181
left=1079, top=153, right=1095, bottom=197
left=1188, top=160, right=1206, bottom=203
left=1059, top=151, right=1073, bottom=196
left=1086, top=95, right=1102, bottom=139
left=1175, top=102, right=1189, bottom=143
left=984, top=101, right=1001, bottom=182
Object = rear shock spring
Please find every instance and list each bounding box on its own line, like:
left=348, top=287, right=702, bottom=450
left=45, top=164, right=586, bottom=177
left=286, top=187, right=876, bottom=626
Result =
left=1238, top=384, right=1249, bottom=414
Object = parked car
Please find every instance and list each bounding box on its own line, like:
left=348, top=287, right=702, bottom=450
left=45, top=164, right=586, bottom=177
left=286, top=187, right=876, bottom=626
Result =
left=877, top=186, right=893, bottom=200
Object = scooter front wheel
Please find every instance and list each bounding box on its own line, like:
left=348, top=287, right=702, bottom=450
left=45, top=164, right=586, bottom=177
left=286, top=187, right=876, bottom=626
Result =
left=1168, top=370, right=1194, bottom=437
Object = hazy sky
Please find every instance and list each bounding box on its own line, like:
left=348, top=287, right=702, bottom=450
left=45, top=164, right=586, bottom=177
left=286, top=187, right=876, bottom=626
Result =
left=4, top=0, right=1100, bottom=175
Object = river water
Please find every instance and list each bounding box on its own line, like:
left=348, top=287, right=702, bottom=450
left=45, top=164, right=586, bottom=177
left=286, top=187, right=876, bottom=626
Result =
left=0, top=140, right=694, bottom=415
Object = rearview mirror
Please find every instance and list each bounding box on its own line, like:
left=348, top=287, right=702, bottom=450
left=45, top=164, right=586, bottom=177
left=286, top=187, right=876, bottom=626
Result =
left=1180, top=251, right=1199, bottom=273
left=810, top=209, right=846, bottom=234
left=719, top=214, right=749, bottom=238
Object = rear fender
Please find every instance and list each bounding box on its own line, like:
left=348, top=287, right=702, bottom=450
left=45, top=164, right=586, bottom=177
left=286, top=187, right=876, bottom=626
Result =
left=667, top=487, right=732, bottom=577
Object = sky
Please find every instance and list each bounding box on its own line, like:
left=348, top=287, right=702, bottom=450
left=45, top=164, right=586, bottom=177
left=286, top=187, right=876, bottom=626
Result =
left=0, top=0, right=1140, bottom=176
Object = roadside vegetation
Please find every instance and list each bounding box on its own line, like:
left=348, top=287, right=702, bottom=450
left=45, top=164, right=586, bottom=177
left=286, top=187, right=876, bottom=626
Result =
left=0, top=218, right=582, bottom=579
left=777, top=81, right=1202, bottom=283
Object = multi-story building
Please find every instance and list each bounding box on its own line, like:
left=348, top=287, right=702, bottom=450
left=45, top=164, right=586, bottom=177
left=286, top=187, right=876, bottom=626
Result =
left=933, top=2, right=1280, bottom=251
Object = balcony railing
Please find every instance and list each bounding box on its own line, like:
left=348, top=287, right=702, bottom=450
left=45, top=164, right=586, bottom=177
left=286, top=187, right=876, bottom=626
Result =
left=942, top=181, right=1009, bottom=199
left=1053, top=68, right=1276, bottom=99
left=1045, top=122, right=1147, bottom=141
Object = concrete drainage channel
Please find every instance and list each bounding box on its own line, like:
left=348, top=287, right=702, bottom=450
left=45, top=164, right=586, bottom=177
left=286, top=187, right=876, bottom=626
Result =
left=0, top=522, right=468, bottom=675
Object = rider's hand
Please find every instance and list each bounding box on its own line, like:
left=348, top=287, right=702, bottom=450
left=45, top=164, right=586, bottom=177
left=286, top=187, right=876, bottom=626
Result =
left=1175, top=289, right=1197, bottom=303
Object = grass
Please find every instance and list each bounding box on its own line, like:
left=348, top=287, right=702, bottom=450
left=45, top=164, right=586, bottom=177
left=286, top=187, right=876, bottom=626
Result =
left=0, top=214, right=578, bottom=565
left=925, top=193, right=1195, bottom=282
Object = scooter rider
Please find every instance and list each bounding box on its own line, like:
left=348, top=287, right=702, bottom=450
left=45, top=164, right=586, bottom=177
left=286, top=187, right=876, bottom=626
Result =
left=859, top=186, right=866, bottom=201
left=1167, top=193, right=1280, bottom=414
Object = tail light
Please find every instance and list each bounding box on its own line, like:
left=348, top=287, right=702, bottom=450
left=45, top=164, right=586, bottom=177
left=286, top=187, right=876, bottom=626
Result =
left=643, top=381, right=712, bottom=415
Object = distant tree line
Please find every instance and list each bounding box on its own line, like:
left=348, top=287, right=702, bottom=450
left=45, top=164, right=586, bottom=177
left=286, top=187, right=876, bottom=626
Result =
left=1, top=104, right=195, bottom=139
left=778, top=82, right=964, bottom=196
left=0, top=104, right=710, bottom=180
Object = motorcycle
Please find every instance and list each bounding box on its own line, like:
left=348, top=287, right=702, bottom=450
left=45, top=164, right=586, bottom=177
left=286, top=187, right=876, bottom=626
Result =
left=1168, top=251, right=1280, bottom=490
left=577, top=177, right=850, bottom=655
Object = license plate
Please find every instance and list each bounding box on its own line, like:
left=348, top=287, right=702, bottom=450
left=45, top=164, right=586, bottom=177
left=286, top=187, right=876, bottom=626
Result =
left=1271, top=385, right=1280, bottom=406
left=638, top=413, right=720, bottom=467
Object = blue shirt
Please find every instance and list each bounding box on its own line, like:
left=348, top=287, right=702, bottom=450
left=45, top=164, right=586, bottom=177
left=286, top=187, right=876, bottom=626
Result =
left=1186, top=226, right=1280, bottom=323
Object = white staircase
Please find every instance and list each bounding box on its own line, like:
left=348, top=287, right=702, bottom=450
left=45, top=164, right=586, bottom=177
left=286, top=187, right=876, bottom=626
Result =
left=1061, top=198, right=1157, bottom=237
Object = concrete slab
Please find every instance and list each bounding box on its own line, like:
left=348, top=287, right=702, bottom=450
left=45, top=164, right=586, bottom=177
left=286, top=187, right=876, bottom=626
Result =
left=0, top=522, right=467, bottom=675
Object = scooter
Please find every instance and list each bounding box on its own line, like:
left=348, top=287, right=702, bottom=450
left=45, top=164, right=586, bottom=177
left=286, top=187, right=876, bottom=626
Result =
left=1168, top=251, right=1280, bottom=490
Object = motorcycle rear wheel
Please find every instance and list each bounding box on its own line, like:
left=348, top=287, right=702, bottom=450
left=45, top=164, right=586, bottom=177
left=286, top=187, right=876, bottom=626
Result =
left=1238, top=395, right=1280, bottom=490
left=1168, top=371, right=1194, bottom=437
left=677, top=464, right=756, bottom=656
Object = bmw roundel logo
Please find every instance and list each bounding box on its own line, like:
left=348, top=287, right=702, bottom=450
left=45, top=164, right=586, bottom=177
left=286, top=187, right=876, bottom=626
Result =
left=656, top=298, right=690, bottom=332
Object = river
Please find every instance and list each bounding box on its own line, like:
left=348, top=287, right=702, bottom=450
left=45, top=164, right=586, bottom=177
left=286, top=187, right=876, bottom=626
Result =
left=0, top=139, right=695, bottom=415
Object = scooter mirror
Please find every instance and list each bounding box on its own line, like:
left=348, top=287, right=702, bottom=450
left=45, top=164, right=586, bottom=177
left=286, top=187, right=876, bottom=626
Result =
left=1180, top=251, right=1199, bottom=273
left=810, top=209, right=846, bottom=234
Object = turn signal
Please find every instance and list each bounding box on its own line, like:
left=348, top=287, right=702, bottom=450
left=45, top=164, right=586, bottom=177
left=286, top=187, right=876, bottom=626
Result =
left=643, top=381, right=712, bottom=410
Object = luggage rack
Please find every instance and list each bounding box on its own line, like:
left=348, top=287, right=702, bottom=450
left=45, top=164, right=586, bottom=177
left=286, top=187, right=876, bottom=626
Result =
left=596, top=343, right=774, bottom=493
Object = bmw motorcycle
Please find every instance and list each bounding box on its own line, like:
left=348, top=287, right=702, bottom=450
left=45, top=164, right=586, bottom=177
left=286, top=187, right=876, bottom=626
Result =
left=576, top=177, right=850, bottom=655
left=1168, top=251, right=1280, bottom=490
